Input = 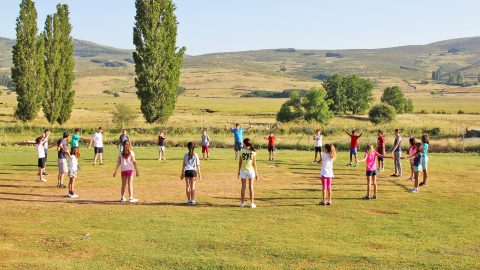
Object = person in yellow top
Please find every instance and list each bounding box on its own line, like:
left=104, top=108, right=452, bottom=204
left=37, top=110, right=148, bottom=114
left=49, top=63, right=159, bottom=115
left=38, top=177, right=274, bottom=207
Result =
left=238, top=138, right=260, bottom=208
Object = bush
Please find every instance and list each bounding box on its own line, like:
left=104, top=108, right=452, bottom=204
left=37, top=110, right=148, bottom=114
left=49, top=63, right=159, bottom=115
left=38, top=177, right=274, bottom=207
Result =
left=381, top=86, right=414, bottom=113
left=458, top=110, right=465, bottom=114
left=242, top=89, right=309, bottom=98
left=112, top=103, right=138, bottom=128
left=276, top=88, right=333, bottom=125
left=113, top=92, right=120, bottom=97
left=368, top=103, right=396, bottom=125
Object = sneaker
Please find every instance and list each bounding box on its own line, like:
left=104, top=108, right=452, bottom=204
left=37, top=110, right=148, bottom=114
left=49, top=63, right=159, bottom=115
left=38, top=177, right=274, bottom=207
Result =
left=162, top=158, right=166, bottom=161
left=347, top=163, right=353, bottom=167
left=187, top=200, right=192, bottom=205
left=66, top=193, right=72, bottom=198
left=240, top=202, right=245, bottom=208
left=313, top=160, right=317, bottom=164
left=372, top=195, right=377, bottom=200
left=419, top=182, right=427, bottom=187
left=158, top=158, right=162, bottom=161
left=391, top=174, right=399, bottom=177
left=99, top=163, right=104, bottom=166
left=250, top=203, right=257, bottom=209
left=129, top=198, right=139, bottom=203
left=362, top=196, right=370, bottom=200
left=120, top=197, right=127, bottom=202
left=327, top=201, right=332, bottom=206
left=354, top=163, right=358, bottom=167
left=409, top=188, right=419, bottom=193
left=70, top=194, right=79, bottom=199
left=319, top=200, right=326, bottom=206
left=38, top=178, right=47, bottom=182
left=191, top=200, right=196, bottom=205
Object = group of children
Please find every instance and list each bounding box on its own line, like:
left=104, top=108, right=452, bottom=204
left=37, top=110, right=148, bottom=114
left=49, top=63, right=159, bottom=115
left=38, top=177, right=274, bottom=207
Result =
left=26, top=125, right=431, bottom=208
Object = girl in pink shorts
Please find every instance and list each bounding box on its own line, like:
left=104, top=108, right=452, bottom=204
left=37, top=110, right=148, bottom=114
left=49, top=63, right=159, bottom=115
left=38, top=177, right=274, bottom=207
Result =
left=113, top=141, right=140, bottom=203
left=358, top=144, right=392, bottom=200
left=317, top=144, right=337, bottom=206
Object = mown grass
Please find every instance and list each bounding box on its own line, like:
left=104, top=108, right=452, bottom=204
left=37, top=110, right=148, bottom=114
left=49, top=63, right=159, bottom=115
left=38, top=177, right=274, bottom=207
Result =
left=0, top=146, right=478, bottom=269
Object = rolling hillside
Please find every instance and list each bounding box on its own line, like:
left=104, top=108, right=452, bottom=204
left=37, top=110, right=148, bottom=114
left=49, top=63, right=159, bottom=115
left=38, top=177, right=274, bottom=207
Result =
left=1, top=36, right=480, bottom=82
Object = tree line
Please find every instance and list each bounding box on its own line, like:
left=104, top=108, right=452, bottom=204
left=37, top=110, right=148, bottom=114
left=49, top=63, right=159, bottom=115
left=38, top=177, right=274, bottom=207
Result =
left=12, top=0, right=74, bottom=124
left=276, top=75, right=414, bottom=126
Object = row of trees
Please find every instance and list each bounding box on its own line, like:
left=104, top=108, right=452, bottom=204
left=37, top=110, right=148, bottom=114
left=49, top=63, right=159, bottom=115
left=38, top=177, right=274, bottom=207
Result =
left=12, top=0, right=74, bottom=124
left=276, top=74, right=414, bottom=126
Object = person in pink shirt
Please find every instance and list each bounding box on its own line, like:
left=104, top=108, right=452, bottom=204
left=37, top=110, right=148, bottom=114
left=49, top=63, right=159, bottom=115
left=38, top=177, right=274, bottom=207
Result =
left=407, top=137, right=417, bottom=181
left=358, top=144, right=392, bottom=200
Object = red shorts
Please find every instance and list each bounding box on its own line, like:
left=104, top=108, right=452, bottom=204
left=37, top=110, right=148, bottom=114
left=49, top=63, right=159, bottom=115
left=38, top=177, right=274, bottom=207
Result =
left=202, top=146, right=209, bottom=153
left=121, top=170, right=133, bottom=177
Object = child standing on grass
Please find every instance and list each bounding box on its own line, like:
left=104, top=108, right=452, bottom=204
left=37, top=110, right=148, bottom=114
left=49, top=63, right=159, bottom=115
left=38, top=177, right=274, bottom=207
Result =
left=403, top=142, right=424, bottom=193
left=419, top=134, right=430, bottom=187
left=201, top=129, right=210, bottom=160
left=358, top=145, right=392, bottom=200
left=313, top=130, right=323, bottom=163
left=35, top=136, right=47, bottom=182
left=180, top=142, right=202, bottom=205
left=70, top=128, right=89, bottom=152
left=88, top=127, right=104, bottom=166
left=57, top=132, right=71, bottom=189
left=407, top=137, right=417, bottom=181
left=157, top=131, right=166, bottom=160
left=317, top=144, right=336, bottom=206
left=343, top=129, right=362, bottom=166
left=113, top=141, right=140, bottom=203
left=377, top=130, right=386, bottom=172
left=238, top=138, right=259, bottom=208
left=66, top=147, right=80, bottom=198
left=388, top=129, right=403, bottom=177
left=265, top=131, right=279, bottom=161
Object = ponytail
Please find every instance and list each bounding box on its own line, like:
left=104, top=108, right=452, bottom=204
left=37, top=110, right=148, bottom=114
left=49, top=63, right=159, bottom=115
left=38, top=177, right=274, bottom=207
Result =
left=324, top=144, right=337, bottom=159
left=243, top=138, right=256, bottom=152
left=187, top=142, right=195, bottom=160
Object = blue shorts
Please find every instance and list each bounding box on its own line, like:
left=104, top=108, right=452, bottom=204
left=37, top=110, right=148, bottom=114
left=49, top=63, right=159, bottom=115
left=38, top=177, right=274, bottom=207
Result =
left=350, top=148, right=358, bottom=155
left=234, top=142, right=243, bottom=152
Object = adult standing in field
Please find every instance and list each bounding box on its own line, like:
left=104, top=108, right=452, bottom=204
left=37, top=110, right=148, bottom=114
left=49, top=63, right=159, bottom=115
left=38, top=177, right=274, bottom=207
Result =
left=377, top=130, right=386, bottom=172
left=313, top=130, right=323, bottom=163
left=70, top=128, right=89, bottom=152
left=200, top=129, right=211, bottom=160
left=24, top=129, right=51, bottom=176
left=344, top=129, right=362, bottom=167
left=225, top=123, right=252, bottom=160
left=118, top=129, right=130, bottom=153
left=57, top=132, right=71, bottom=189
left=387, top=129, right=403, bottom=177
left=88, top=127, right=104, bottom=166
left=157, top=131, right=166, bottom=160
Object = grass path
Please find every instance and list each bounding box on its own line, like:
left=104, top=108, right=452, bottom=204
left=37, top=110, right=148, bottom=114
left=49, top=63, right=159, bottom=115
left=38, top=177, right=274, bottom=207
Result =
left=0, top=146, right=479, bottom=269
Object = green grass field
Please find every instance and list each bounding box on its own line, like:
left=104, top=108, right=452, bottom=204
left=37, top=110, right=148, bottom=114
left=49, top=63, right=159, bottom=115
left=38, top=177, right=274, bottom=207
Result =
left=0, top=146, right=478, bottom=269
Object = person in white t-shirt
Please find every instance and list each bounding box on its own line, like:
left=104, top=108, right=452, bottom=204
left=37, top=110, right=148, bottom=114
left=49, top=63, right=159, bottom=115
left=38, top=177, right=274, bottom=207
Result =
left=180, top=142, right=202, bottom=205
left=313, top=130, right=323, bottom=163
left=24, top=129, right=51, bottom=176
left=66, top=147, right=80, bottom=198
left=317, top=144, right=336, bottom=206
left=88, top=127, right=104, bottom=166
left=113, top=141, right=140, bottom=203
left=35, top=136, right=48, bottom=182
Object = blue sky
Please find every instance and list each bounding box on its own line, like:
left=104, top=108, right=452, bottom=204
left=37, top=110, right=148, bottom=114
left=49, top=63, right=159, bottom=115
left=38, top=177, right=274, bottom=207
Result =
left=0, top=0, right=479, bottom=55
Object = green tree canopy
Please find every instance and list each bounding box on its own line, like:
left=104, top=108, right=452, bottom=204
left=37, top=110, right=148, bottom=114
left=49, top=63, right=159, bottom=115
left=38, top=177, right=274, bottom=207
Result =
left=322, top=74, right=374, bottom=115
left=276, top=87, right=333, bottom=125
left=133, top=0, right=186, bottom=124
left=11, top=0, right=45, bottom=122
left=368, top=103, right=396, bottom=125
left=380, top=86, right=413, bottom=114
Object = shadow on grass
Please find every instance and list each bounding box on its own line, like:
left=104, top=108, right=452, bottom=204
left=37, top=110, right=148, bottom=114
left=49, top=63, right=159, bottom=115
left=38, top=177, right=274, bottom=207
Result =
left=0, top=184, right=50, bottom=189
left=0, top=191, right=59, bottom=197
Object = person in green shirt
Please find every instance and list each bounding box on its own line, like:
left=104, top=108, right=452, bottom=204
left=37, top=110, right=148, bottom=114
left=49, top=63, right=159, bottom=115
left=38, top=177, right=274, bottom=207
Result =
left=237, top=138, right=260, bottom=208
left=70, top=128, right=90, bottom=151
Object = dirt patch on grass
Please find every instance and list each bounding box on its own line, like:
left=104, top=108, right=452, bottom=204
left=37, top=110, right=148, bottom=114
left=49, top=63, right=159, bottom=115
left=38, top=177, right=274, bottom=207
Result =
left=363, top=208, right=399, bottom=215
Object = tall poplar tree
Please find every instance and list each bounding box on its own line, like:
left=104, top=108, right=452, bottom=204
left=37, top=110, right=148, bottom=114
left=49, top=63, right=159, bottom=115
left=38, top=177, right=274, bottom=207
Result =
left=43, top=14, right=63, bottom=123
left=56, top=4, right=75, bottom=125
left=133, top=0, right=186, bottom=124
left=11, top=0, right=45, bottom=122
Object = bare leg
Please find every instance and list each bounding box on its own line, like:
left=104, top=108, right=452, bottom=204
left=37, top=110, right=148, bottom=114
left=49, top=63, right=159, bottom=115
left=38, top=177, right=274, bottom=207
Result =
left=128, top=176, right=134, bottom=199
left=366, top=176, right=371, bottom=197
left=354, top=154, right=358, bottom=164
left=235, top=150, right=239, bottom=160
left=240, top=179, right=246, bottom=203
left=93, top=153, right=98, bottom=165
left=99, top=153, right=103, bottom=164
left=422, top=170, right=428, bottom=184
left=121, top=176, right=127, bottom=199
left=38, top=168, right=43, bottom=181
left=327, top=190, right=332, bottom=203
left=69, top=177, right=75, bottom=194
left=190, top=178, right=196, bottom=201
left=248, top=178, right=255, bottom=204
left=185, top=178, right=191, bottom=201
left=372, top=175, right=377, bottom=197
left=414, top=172, right=419, bottom=188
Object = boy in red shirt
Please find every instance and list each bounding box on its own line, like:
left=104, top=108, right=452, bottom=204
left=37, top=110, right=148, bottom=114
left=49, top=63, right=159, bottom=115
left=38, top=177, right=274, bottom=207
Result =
left=265, top=131, right=279, bottom=161
left=344, top=129, right=362, bottom=166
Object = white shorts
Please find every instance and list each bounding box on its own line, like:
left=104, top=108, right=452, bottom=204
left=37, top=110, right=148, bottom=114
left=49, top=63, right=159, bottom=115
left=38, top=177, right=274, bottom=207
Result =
left=240, top=171, right=256, bottom=179
left=158, top=146, right=166, bottom=151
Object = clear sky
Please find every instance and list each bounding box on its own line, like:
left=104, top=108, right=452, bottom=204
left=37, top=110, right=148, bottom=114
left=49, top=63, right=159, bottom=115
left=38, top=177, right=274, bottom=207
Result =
left=0, top=0, right=479, bottom=55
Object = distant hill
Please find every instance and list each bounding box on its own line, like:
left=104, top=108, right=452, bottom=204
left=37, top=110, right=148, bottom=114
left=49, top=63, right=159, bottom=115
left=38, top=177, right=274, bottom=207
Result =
left=1, top=36, right=480, bottom=81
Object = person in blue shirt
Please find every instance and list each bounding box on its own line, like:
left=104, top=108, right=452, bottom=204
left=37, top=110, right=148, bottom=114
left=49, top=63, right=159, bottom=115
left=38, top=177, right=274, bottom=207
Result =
left=225, top=123, right=252, bottom=160
left=70, top=128, right=90, bottom=151
left=419, top=134, right=430, bottom=187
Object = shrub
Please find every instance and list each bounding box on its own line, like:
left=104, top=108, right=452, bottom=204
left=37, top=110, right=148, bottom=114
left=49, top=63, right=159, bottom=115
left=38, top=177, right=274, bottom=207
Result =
left=112, top=103, right=138, bottom=128
left=368, top=103, right=396, bottom=125
left=381, top=86, right=414, bottom=113
left=113, top=92, right=120, bottom=97
left=458, top=110, right=465, bottom=114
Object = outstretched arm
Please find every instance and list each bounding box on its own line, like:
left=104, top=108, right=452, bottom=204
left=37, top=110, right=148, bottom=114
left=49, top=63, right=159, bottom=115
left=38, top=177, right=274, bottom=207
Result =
left=343, top=129, right=351, bottom=136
